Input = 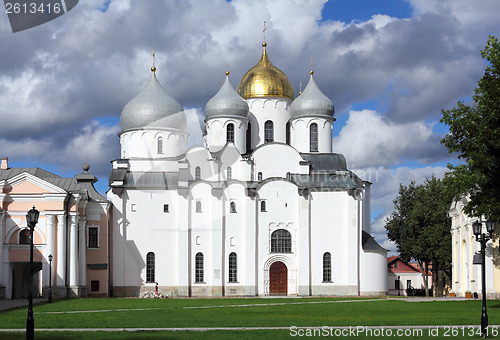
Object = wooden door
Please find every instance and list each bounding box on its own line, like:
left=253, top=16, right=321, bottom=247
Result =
left=270, top=261, right=287, bottom=295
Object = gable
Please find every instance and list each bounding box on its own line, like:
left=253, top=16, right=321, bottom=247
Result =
left=3, top=172, right=67, bottom=194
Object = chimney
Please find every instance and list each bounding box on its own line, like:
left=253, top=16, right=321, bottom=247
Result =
left=0, top=157, right=7, bottom=170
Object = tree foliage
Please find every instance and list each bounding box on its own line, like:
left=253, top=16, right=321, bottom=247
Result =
left=385, top=176, right=452, bottom=296
left=441, top=35, right=500, bottom=220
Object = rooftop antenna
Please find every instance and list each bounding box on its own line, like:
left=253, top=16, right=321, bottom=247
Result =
left=263, top=21, right=267, bottom=42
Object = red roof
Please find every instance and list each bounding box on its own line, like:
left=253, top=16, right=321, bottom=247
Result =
left=387, top=256, right=432, bottom=275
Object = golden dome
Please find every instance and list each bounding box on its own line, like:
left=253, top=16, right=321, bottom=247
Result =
left=237, top=42, right=294, bottom=99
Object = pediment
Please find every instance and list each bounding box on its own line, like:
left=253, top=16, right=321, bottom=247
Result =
left=3, top=172, right=67, bottom=194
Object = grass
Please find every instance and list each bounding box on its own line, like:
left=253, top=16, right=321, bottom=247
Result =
left=0, top=297, right=499, bottom=339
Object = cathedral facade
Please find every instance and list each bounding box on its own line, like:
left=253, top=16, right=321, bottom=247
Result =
left=108, top=42, right=388, bottom=297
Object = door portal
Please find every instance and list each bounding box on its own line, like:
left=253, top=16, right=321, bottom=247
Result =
left=269, top=261, right=287, bottom=295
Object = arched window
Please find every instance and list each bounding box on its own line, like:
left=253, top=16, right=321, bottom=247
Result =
left=264, top=120, right=274, bottom=143
left=246, top=122, right=252, bottom=152
left=195, top=252, right=204, bottom=283
left=227, top=123, right=235, bottom=144
left=310, top=123, right=318, bottom=152
left=260, top=200, right=267, bottom=212
left=196, top=200, right=202, bottom=213
left=229, top=252, right=237, bottom=283
left=286, top=172, right=291, bottom=180
left=157, top=136, right=163, bottom=154
left=227, top=167, right=232, bottom=180
left=257, top=172, right=263, bottom=181
left=230, top=201, right=237, bottom=213
left=286, top=122, right=291, bottom=145
left=323, top=252, right=332, bottom=282
left=271, top=229, right=291, bottom=253
left=19, top=229, right=30, bottom=244
left=146, top=252, right=155, bottom=283
left=195, top=166, right=201, bottom=180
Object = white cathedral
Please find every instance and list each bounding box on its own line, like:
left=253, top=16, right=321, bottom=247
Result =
left=107, top=42, right=388, bottom=297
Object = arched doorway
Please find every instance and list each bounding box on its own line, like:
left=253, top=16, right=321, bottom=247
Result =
left=270, top=261, right=287, bottom=295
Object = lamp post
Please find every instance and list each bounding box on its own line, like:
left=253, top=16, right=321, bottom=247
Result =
left=48, top=254, right=53, bottom=303
left=472, top=218, right=496, bottom=338
left=26, top=206, right=39, bottom=340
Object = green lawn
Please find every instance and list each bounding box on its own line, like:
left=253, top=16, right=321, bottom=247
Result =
left=0, top=297, right=499, bottom=339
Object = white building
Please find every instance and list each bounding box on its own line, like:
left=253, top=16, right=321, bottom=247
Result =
left=108, top=42, right=388, bottom=297
left=449, top=197, right=500, bottom=298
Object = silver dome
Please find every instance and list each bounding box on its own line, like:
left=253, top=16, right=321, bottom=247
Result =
left=205, top=75, right=249, bottom=120
left=121, top=73, right=187, bottom=132
left=290, top=74, right=334, bottom=119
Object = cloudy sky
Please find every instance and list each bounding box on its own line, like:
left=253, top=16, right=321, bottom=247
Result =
left=1, top=0, right=499, bottom=254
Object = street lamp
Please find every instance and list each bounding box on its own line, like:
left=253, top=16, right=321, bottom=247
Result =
left=48, top=254, right=53, bottom=303
left=472, top=218, right=496, bottom=338
left=26, top=206, right=39, bottom=340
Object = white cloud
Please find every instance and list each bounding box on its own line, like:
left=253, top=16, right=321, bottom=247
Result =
left=334, top=110, right=446, bottom=168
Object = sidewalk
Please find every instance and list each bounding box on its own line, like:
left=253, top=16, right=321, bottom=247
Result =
left=0, top=298, right=47, bottom=311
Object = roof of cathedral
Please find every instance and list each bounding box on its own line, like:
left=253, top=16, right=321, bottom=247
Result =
left=300, top=153, right=347, bottom=172
left=0, top=166, right=106, bottom=202
left=290, top=72, right=335, bottom=119
left=120, top=72, right=186, bottom=132
left=362, top=231, right=388, bottom=253
left=237, top=42, right=294, bottom=99
left=205, top=72, right=249, bottom=119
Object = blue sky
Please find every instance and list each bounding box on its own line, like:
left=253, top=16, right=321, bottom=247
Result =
left=1, top=0, right=499, bottom=253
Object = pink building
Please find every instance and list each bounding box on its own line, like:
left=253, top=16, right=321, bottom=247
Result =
left=0, top=157, right=109, bottom=299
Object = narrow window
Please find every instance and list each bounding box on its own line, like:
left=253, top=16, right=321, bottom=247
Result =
left=286, top=122, right=291, bottom=145
left=195, top=252, right=204, bottom=283
left=196, top=236, right=201, bottom=245
left=146, top=252, right=155, bottom=283
left=310, top=123, right=318, bottom=152
left=230, top=201, right=237, bottom=213
left=260, top=200, right=267, bottom=212
left=323, top=252, right=332, bottom=282
left=90, top=280, right=100, bottom=292
left=195, top=166, right=201, bottom=180
left=19, top=229, right=30, bottom=244
left=407, top=280, right=412, bottom=290
left=264, top=120, right=274, bottom=143
left=229, top=252, right=237, bottom=283
left=246, top=122, right=252, bottom=152
left=227, top=167, right=232, bottom=180
left=286, top=172, right=291, bottom=180
left=271, top=229, right=292, bottom=253
left=164, top=204, right=169, bottom=213
left=157, top=136, right=163, bottom=154
left=257, top=172, right=263, bottom=181
left=88, top=227, right=99, bottom=248
left=196, top=200, right=202, bottom=213
left=227, top=123, right=235, bottom=144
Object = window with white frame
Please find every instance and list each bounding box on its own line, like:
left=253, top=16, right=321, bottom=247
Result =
left=196, top=200, right=202, bottom=213
left=146, top=252, right=155, bottom=283
left=229, top=252, right=237, bottom=283
left=230, top=201, right=237, bottom=213
left=227, top=166, right=232, bottom=180
left=195, top=166, right=201, bottom=180
left=227, top=123, right=235, bottom=144
left=271, top=229, right=292, bottom=253
left=157, top=136, right=163, bottom=154
left=264, top=120, right=274, bottom=143
left=310, top=123, right=319, bottom=152
left=323, top=252, right=332, bottom=282
left=195, top=252, right=204, bottom=283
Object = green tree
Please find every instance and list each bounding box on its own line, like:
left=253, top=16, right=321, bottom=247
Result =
left=385, top=176, right=452, bottom=296
left=441, top=35, right=500, bottom=221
